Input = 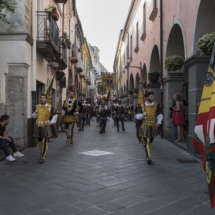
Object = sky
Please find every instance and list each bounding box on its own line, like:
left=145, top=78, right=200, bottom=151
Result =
left=76, top=0, right=132, bottom=72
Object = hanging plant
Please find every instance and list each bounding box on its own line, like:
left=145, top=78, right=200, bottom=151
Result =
left=143, top=81, right=147, bottom=87
left=123, top=92, right=128, bottom=97
left=148, top=71, right=160, bottom=84
left=128, top=89, right=134, bottom=95
left=62, top=32, right=71, bottom=49
left=133, top=87, right=139, bottom=94
left=165, top=55, right=184, bottom=72
left=197, top=32, right=215, bottom=57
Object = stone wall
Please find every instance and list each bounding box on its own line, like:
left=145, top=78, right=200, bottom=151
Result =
left=0, top=0, right=31, bottom=34
left=185, top=56, right=210, bottom=155
left=6, top=63, right=29, bottom=147
left=0, top=103, right=6, bottom=116
left=163, top=73, right=186, bottom=138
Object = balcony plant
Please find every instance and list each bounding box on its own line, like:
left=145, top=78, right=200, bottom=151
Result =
left=128, top=89, right=134, bottom=95
left=148, top=71, right=160, bottom=84
left=165, top=55, right=184, bottom=72
left=197, top=32, right=215, bottom=57
left=45, top=5, right=59, bottom=21
left=62, top=32, right=71, bottom=49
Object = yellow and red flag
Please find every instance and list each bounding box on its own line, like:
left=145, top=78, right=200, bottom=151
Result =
left=193, top=44, right=215, bottom=208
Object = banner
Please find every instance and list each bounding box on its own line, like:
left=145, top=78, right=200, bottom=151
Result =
left=193, top=44, right=215, bottom=208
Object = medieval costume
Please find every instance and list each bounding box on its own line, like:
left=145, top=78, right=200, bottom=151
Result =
left=79, top=102, right=87, bottom=131
left=62, top=97, right=83, bottom=146
left=139, top=98, right=163, bottom=164
left=115, top=101, right=125, bottom=131
left=99, top=104, right=108, bottom=134
left=32, top=103, right=57, bottom=163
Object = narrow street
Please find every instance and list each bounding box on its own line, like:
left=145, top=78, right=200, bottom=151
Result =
left=0, top=120, right=213, bottom=215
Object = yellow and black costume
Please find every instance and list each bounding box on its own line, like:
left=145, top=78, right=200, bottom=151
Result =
left=62, top=98, right=83, bottom=145
left=33, top=104, right=57, bottom=163
left=139, top=101, right=163, bottom=164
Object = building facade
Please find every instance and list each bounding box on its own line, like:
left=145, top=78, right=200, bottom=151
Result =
left=0, top=0, right=110, bottom=148
left=113, top=0, right=215, bottom=155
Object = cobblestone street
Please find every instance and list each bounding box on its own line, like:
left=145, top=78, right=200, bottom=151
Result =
left=0, top=120, right=213, bottom=215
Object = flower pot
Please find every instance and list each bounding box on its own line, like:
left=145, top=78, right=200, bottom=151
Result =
left=51, top=11, right=59, bottom=21
left=67, top=44, right=71, bottom=49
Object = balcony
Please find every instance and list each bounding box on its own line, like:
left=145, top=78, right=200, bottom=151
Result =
left=52, top=38, right=67, bottom=70
left=70, top=44, right=78, bottom=64
left=36, top=11, right=60, bottom=61
left=76, top=60, right=83, bottom=73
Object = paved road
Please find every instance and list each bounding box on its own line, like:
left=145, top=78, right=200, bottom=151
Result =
left=0, top=119, right=214, bottom=215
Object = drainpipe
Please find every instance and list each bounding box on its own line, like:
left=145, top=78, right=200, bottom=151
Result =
left=160, top=0, right=164, bottom=138
left=31, top=0, right=37, bottom=112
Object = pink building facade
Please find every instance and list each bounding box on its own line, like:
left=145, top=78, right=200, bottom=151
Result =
left=114, top=0, right=215, bottom=154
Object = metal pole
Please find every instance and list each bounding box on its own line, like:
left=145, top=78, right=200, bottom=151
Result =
left=160, top=0, right=164, bottom=138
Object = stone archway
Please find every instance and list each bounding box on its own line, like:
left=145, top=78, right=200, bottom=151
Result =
left=135, top=73, right=140, bottom=88
left=166, top=24, right=185, bottom=66
left=193, top=0, right=215, bottom=55
left=149, top=45, right=160, bottom=73
left=142, top=64, right=147, bottom=84
left=130, top=74, right=134, bottom=90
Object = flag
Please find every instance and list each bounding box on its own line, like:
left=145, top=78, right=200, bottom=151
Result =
left=136, top=62, right=146, bottom=143
left=193, top=43, right=215, bottom=208
left=44, top=75, right=55, bottom=105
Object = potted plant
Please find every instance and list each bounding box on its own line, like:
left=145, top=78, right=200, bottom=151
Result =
left=128, top=89, right=134, bottom=95
left=133, top=87, right=139, bottom=94
left=45, top=5, right=59, bottom=21
left=62, top=32, right=71, bottom=49
left=165, top=55, right=184, bottom=72
left=148, top=71, right=160, bottom=84
left=82, top=93, right=86, bottom=98
left=197, top=32, right=215, bottom=57
left=123, top=92, right=128, bottom=97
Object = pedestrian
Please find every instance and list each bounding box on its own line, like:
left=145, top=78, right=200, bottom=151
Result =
left=169, top=96, right=178, bottom=141
left=62, top=90, right=83, bottom=146
left=0, top=115, right=24, bottom=161
left=115, top=100, right=126, bottom=132
left=32, top=94, right=58, bottom=163
left=139, top=92, right=163, bottom=165
left=79, top=100, right=86, bottom=131
left=172, top=93, right=186, bottom=142
left=99, top=102, right=108, bottom=133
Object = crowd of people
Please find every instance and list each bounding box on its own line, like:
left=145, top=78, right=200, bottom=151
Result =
left=0, top=89, right=189, bottom=165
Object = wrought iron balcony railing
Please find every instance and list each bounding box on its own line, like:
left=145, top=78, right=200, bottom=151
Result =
left=36, top=11, right=59, bottom=53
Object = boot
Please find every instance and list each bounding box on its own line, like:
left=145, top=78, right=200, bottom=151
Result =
left=117, top=126, right=119, bottom=131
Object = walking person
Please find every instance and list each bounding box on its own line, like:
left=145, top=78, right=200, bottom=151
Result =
left=62, top=90, right=83, bottom=146
left=172, top=93, right=185, bottom=142
left=169, top=96, right=178, bottom=141
left=99, top=103, right=108, bottom=134
left=139, top=92, right=163, bottom=165
left=79, top=100, right=86, bottom=131
left=32, top=94, right=58, bottom=163
left=0, top=115, right=24, bottom=161
left=115, top=100, right=126, bottom=132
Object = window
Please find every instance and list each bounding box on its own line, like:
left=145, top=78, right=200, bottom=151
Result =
left=126, top=36, right=129, bottom=61
left=136, top=22, right=139, bottom=47
left=130, top=35, right=132, bottom=58
left=149, top=0, right=158, bottom=21
left=143, top=4, right=146, bottom=33
left=141, top=4, right=147, bottom=41
left=134, top=23, right=139, bottom=53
